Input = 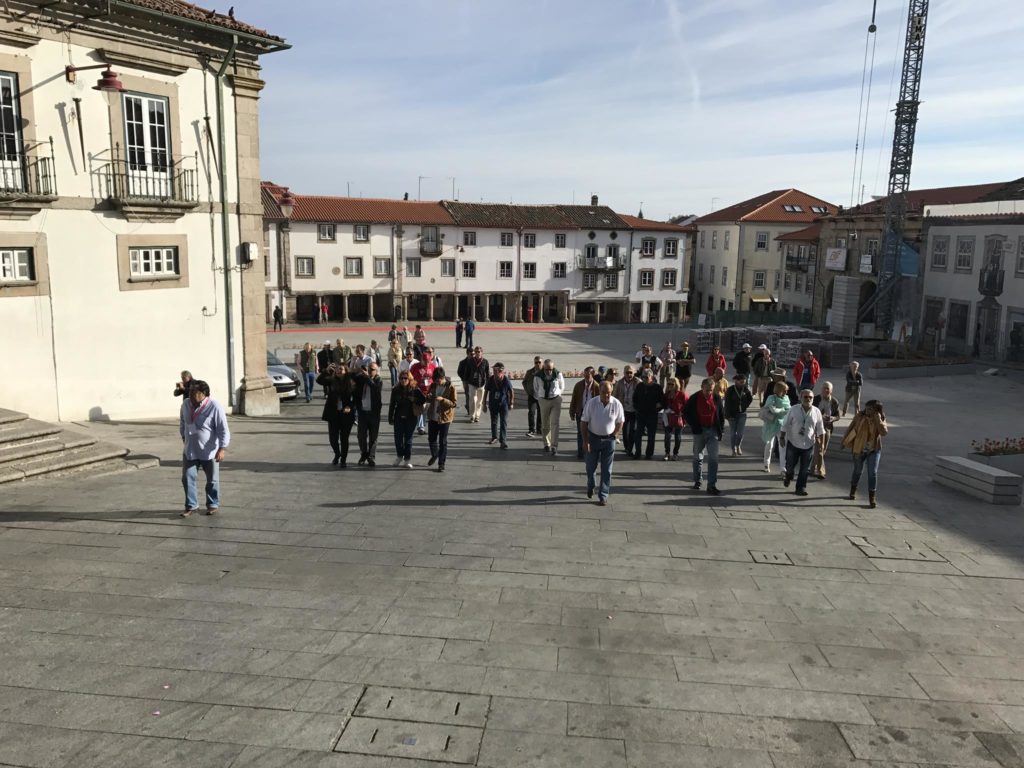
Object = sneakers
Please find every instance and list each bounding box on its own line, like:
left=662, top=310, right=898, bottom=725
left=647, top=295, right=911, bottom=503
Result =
left=737, top=448, right=743, bottom=456
left=393, top=457, right=403, bottom=466
left=500, top=442, right=508, bottom=450
left=706, top=486, right=721, bottom=496
left=488, top=438, right=498, bottom=445
left=783, top=475, right=792, bottom=488
left=764, top=464, right=771, bottom=473
left=205, top=507, right=218, bottom=515
left=438, top=463, right=445, bottom=472
left=180, top=508, right=197, bottom=518
left=358, top=456, right=366, bottom=466
left=366, top=458, right=375, bottom=467
left=731, top=448, right=738, bottom=457
left=663, top=455, right=671, bottom=462
left=526, top=431, right=535, bottom=437
left=427, top=455, right=438, bottom=466
left=597, top=498, right=607, bottom=506
left=795, top=489, right=809, bottom=496
left=543, top=445, right=550, bottom=453
left=404, top=461, right=414, bottom=469
left=692, top=482, right=702, bottom=490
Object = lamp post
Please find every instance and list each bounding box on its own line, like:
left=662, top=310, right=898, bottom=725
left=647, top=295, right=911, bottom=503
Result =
left=65, top=64, right=125, bottom=92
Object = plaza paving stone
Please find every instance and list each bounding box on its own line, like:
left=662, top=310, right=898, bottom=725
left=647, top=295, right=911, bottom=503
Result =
left=3, top=325, right=1024, bottom=766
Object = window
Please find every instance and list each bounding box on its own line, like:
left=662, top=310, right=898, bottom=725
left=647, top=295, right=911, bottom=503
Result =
left=931, top=236, right=949, bottom=270
left=728, top=301, right=734, bottom=310
left=721, top=266, right=728, bottom=286
left=604, top=272, right=618, bottom=290
left=835, top=237, right=847, bottom=248
left=700, top=231, right=706, bottom=248
left=128, top=247, right=178, bottom=278
left=607, top=244, right=620, bottom=261
left=122, top=93, right=170, bottom=195
left=709, top=265, right=716, bottom=284
left=720, top=299, right=726, bottom=311
left=753, top=270, right=766, bottom=289
left=664, top=239, right=678, bottom=257
left=318, top=223, right=335, bottom=242
left=421, top=226, right=439, bottom=252
left=785, top=244, right=794, bottom=260
left=583, top=272, right=597, bottom=289
left=584, top=244, right=598, bottom=260
left=641, top=238, right=656, bottom=256
left=755, top=232, right=769, bottom=250
left=810, top=205, right=828, bottom=214
left=462, top=261, right=476, bottom=278
left=441, top=259, right=455, bottom=277
left=866, top=238, right=879, bottom=256
left=354, top=224, right=369, bottom=242
left=345, top=257, right=363, bottom=276
left=498, top=261, right=513, bottom=278
left=523, top=262, right=537, bottom=279
left=784, top=272, right=792, bottom=289
left=463, top=231, right=476, bottom=246
left=0, top=248, right=33, bottom=282
left=500, top=232, right=514, bottom=247
left=662, top=269, right=677, bottom=288
left=552, top=262, right=567, bottom=278
left=698, top=263, right=704, bottom=281
left=806, top=275, right=813, bottom=294
left=797, top=244, right=808, bottom=261
left=374, top=258, right=391, bottom=276
left=724, top=231, right=730, bottom=250
left=295, top=256, right=314, bottom=277
left=712, top=231, right=718, bottom=249
left=707, top=296, right=714, bottom=311
left=555, top=233, right=566, bottom=248
left=523, top=233, right=536, bottom=248
left=955, top=236, right=975, bottom=271
left=782, top=204, right=804, bottom=213
left=774, top=271, right=780, bottom=289
left=0, top=73, right=25, bottom=191
left=639, top=270, right=654, bottom=288
left=794, top=273, right=803, bottom=292
left=405, top=258, right=421, bottom=277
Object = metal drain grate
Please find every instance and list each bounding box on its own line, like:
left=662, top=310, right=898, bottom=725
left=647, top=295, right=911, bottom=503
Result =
left=750, top=551, right=794, bottom=565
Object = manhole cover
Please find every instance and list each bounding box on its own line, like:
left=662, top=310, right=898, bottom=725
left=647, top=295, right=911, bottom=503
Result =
left=718, top=510, right=786, bottom=523
left=354, top=687, right=489, bottom=727
left=336, top=717, right=482, bottom=764
left=750, top=551, right=793, bottom=565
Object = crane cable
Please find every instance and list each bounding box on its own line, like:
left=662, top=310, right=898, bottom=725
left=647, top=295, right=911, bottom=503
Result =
left=849, top=11, right=876, bottom=209
left=872, top=0, right=909, bottom=198
left=855, top=27, right=880, bottom=205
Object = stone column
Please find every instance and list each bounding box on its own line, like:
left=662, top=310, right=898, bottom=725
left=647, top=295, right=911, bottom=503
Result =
left=539, top=294, right=547, bottom=323
left=514, top=293, right=523, bottom=322
left=428, top=294, right=435, bottom=322
left=367, top=294, right=375, bottom=323
left=569, top=301, right=577, bottom=323
left=595, top=302, right=602, bottom=325
left=562, top=292, right=570, bottom=323
left=401, top=295, right=409, bottom=323
left=483, top=293, right=491, bottom=321
left=500, top=294, right=508, bottom=322
left=230, top=68, right=278, bottom=415
left=342, top=294, right=350, bottom=323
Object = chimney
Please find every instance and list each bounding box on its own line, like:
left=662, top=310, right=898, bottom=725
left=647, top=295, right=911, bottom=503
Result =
left=403, top=192, right=409, bottom=201
left=590, top=194, right=599, bottom=206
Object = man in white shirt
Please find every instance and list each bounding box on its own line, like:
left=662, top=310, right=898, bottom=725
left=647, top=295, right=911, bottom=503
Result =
left=532, top=358, right=565, bottom=455
left=780, top=388, right=826, bottom=496
left=580, top=381, right=624, bottom=505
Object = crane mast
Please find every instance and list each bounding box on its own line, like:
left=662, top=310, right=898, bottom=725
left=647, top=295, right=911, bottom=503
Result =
left=864, top=0, right=929, bottom=337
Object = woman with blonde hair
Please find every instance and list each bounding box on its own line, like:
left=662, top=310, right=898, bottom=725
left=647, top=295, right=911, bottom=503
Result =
left=661, top=376, right=686, bottom=461
left=760, top=381, right=791, bottom=474
left=842, top=399, right=888, bottom=508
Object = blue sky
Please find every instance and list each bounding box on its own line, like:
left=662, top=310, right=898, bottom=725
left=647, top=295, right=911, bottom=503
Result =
left=244, top=0, right=1024, bottom=220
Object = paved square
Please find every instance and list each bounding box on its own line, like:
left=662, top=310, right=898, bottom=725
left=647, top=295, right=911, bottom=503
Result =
left=3, top=326, right=1024, bottom=767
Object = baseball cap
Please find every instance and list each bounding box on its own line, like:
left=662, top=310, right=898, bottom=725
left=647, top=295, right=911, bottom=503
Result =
left=757, top=344, right=767, bottom=350
left=742, top=343, right=751, bottom=350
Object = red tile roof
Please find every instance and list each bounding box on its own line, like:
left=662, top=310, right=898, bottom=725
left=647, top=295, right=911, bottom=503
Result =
left=696, top=189, right=836, bottom=224
left=441, top=202, right=576, bottom=229
left=775, top=223, right=822, bottom=242
left=843, top=181, right=1014, bottom=216
left=262, top=186, right=284, bottom=221
left=287, top=195, right=455, bottom=226
left=618, top=214, right=692, bottom=233
left=118, top=0, right=284, bottom=42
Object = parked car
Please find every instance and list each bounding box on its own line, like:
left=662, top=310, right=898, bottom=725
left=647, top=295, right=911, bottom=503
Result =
left=267, top=350, right=300, bottom=399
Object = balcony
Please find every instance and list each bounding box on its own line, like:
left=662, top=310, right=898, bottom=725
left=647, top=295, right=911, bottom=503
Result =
left=96, top=150, right=198, bottom=221
left=419, top=239, right=442, bottom=256
left=785, top=254, right=811, bottom=272
left=576, top=254, right=625, bottom=271
left=0, top=140, right=58, bottom=218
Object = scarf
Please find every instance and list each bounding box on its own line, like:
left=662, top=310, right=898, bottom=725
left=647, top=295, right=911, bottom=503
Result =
left=539, top=369, right=560, bottom=398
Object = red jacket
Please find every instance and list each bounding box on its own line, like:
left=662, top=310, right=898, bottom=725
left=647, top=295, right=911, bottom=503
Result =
left=705, top=353, right=726, bottom=377
left=662, top=390, right=687, bottom=428
left=793, top=357, right=821, bottom=387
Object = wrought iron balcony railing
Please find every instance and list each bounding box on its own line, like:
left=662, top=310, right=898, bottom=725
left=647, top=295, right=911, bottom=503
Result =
left=576, top=254, right=625, bottom=271
left=419, top=239, right=442, bottom=256
left=785, top=254, right=810, bottom=272
left=0, top=140, right=58, bottom=199
left=99, top=151, right=198, bottom=204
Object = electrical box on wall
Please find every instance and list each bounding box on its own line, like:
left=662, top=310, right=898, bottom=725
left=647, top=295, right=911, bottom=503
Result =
left=241, top=242, right=259, bottom=264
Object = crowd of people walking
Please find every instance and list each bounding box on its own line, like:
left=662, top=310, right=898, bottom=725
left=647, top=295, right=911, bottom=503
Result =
left=287, top=333, right=887, bottom=513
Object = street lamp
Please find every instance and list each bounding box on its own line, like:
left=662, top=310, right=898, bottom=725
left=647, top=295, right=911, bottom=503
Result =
left=65, top=64, right=124, bottom=92
left=278, top=188, right=295, bottom=219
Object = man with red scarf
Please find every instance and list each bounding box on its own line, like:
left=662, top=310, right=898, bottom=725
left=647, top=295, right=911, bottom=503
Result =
left=410, top=347, right=437, bottom=435
left=682, top=377, right=724, bottom=495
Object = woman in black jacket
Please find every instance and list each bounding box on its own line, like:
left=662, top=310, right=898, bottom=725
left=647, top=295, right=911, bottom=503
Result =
left=317, top=363, right=356, bottom=466
left=388, top=371, right=427, bottom=468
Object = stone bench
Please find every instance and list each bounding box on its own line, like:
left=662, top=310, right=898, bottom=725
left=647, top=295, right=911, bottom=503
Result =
left=934, top=456, right=1023, bottom=506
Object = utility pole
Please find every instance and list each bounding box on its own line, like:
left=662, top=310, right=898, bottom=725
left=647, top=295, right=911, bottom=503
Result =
left=447, top=176, right=456, bottom=200
left=418, top=176, right=431, bottom=201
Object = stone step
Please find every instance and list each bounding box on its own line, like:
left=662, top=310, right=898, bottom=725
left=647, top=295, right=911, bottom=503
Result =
left=41, top=452, right=160, bottom=483
left=0, top=435, right=96, bottom=466
left=936, top=455, right=1023, bottom=485
left=0, top=418, right=64, bottom=448
left=0, top=408, right=28, bottom=425
left=934, top=466, right=1023, bottom=497
left=0, top=443, right=130, bottom=484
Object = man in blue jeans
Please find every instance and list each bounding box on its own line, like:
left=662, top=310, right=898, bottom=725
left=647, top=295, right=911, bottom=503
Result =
left=483, top=362, right=514, bottom=448
left=683, top=377, right=724, bottom=495
left=581, top=382, right=625, bottom=506
left=781, top=389, right=825, bottom=497
left=178, top=380, right=230, bottom=517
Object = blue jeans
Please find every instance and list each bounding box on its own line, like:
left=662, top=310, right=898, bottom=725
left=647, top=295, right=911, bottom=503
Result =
left=852, top=449, right=882, bottom=493
left=785, top=442, right=814, bottom=492
left=428, top=421, right=450, bottom=464
left=182, top=457, right=219, bottom=510
left=585, top=432, right=616, bottom=501
left=575, top=418, right=585, bottom=458
left=664, top=426, right=682, bottom=456
left=393, top=416, right=416, bottom=460
left=303, top=371, right=315, bottom=401
left=692, top=431, right=720, bottom=486
left=389, top=366, right=398, bottom=386
left=729, top=413, right=747, bottom=451
left=489, top=407, right=508, bottom=443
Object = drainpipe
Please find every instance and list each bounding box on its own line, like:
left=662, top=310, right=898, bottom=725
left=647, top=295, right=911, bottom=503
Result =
left=214, top=35, right=238, bottom=407
left=625, top=230, right=634, bottom=323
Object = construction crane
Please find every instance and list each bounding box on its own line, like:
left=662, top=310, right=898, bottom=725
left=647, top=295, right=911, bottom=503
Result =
left=860, top=0, right=929, bottom=338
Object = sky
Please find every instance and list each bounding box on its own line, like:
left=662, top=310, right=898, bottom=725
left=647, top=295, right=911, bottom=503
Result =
left=242, top=0, right=1024, bottom=221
